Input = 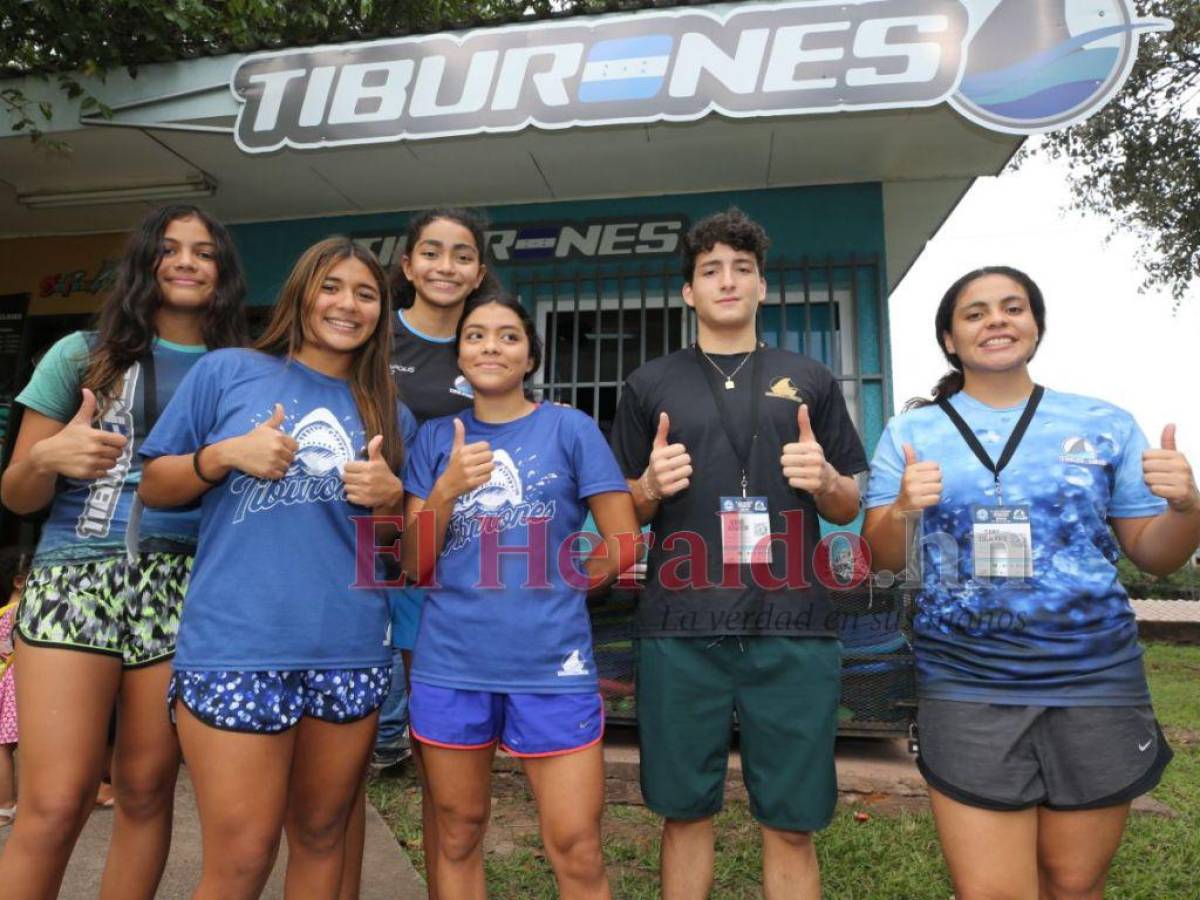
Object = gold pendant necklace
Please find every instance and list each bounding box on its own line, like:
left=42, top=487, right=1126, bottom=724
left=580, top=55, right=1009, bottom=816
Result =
left=698, top=345, right=755, bottom=389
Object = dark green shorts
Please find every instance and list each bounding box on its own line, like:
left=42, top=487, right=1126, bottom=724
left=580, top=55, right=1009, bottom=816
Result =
left=636, top=635, right=841, bottom=831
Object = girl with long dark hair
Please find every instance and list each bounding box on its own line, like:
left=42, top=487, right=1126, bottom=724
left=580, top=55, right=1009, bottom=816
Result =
left=138, top=237, right=415, bottom=899
left=401, top=293, right=640, bottom=899
left=341, top=207, right=499, bottom=900
left=0, top=205, right=247, bottom=899
left=862, top=266, right=1199, bottom=897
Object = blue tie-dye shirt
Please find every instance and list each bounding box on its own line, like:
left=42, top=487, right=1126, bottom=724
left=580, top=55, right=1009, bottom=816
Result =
left=865, top=388, right=1165, bottom=706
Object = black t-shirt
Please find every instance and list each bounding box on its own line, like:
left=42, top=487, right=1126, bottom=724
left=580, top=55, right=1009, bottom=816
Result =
left=610, top=345, right=868, bottom=637
left=389, top=311, right=473, bottom=425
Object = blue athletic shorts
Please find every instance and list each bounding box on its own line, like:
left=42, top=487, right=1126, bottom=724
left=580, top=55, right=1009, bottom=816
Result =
left=409, top=682, right=604, bottom=757
left=169, top=667, right=391, bottom=734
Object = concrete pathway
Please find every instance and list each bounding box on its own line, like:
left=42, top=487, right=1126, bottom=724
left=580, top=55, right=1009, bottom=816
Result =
left=1132, top=598, right=1200, bottom=643
left=0, top=769, right=425, bottom=899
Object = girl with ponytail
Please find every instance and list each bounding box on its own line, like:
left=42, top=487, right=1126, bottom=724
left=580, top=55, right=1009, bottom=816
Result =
left=863, top=266, right=1198, bottom=897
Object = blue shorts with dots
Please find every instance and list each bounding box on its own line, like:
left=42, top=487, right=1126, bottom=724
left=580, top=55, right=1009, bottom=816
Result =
left=169, top=667, right=391, bottom=734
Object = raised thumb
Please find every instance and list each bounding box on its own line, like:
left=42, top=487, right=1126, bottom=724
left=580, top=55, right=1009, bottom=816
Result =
left=903, top=443, right=918, bottom=466
left=798, top=404, right=815, bottom=442
left=367, top=434, right=384, bottom=461
left=72, top=388, right=97, bottom=425
left=1162, top=423, right=1177, bottom=452
left=653, top=412, right=670, bottom=449
left=452, top=417, right=465, bottom=451
left=266, top=403, right=286, bottom=429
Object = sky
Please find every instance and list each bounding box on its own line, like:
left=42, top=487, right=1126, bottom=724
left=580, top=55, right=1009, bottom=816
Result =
left=887, top=151, right=1199, bottom=464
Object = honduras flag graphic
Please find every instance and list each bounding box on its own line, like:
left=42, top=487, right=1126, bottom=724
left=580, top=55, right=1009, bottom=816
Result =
left=951, top=0, right=1170, bottom=133
left=578, top=35, right=674, bottom=103
left=512, top=227, right=559, bottom=261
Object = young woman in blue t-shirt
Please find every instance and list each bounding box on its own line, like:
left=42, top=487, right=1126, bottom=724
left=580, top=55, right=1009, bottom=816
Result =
left=0, top=205, right=247, bottom=899
left=401, top=293, right=641, bottom=899
left=138, top=238, right=415, bottom=898
left=862, top=266, right=1200, bottom=898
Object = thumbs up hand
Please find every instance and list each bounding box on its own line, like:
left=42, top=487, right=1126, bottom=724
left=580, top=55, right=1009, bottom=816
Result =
left=31, top=388, right=130, bottom=480
left=641, top=412, right=691, bottom=501
left=1143, top=424, right=1199, bottom=513
left=224, top=403, right=298, bottom=480
left=342, top=434, right=404, bottom=509
left=437, top=418, right=494, bottom=500
left=895, top=442, right=943, bottom=513
left=781, top=404, right=836, bottom=496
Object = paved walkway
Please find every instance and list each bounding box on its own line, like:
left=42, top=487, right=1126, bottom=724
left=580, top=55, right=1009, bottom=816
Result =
left=1131, top=598, right=1200, bottom=622
left=1132, top=598, right=1200, bottom=642
left=0, top=769, right=425, bottom=899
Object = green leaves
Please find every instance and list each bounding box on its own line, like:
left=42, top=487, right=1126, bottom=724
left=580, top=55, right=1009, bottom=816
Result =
left=1026, top=0, right=1200, bottom=305
left=2, top=0, right=607, bottom=141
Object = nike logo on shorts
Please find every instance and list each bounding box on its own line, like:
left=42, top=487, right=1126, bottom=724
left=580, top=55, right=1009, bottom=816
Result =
left=1138, top=738, right=1153, bottom=752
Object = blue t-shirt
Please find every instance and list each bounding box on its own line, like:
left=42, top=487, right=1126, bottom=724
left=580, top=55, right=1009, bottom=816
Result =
left=139, top=349, right=417, bottom=671
left=865, top=388, right=1166, bottom=706
left=403, top=403, right=629, bottom=693
left=16, top=332, right=208, bottom=564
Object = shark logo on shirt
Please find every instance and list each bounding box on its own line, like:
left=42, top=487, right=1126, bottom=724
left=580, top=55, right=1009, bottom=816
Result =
left=228, top=406, right=361, bottom=523
left=291, top=407, right=356, bottom=476
left=458, top=449, right=522, bottom=514
left=445, top=446, right=556, bottom=552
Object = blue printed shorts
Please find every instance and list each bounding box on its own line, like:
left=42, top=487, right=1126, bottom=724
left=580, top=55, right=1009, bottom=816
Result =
left=169, top=667, right=391, bottom=734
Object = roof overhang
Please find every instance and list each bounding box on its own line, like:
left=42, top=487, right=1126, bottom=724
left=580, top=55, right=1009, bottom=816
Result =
left=0, top=0, right=1164, bottom=287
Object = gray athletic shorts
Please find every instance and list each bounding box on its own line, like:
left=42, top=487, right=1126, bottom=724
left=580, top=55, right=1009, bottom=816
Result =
left=916, top=700, right=1172, bottom=811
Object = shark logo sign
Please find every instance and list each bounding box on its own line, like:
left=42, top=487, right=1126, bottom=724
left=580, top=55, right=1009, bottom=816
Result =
left=950, top=0, right=1171, bottom=134
left=230, top=0, right=1169, bottom=152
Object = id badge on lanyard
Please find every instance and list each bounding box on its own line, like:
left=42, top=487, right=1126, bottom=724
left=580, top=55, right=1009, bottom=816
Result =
left=970, top=503, right=1032, bottom=578
left=720, top=496, right=772, bottom=565
left=937, top=386, right=1043, bottom=581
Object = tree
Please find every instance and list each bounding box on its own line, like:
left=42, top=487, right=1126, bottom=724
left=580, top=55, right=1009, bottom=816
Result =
left=0, top=0, right=612, bottom=141
left=1026, top=0, right=1199, bottom=304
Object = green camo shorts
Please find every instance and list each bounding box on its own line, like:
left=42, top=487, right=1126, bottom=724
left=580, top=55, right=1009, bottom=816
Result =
left=18, top=552, right=192, bottom=668
left=636, top=635, right=841, bottom=831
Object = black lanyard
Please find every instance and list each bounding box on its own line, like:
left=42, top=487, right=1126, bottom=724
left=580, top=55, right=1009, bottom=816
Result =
left=936, top=385, right=1044, bottom=503
left=694, top=344, right=763, bottom=498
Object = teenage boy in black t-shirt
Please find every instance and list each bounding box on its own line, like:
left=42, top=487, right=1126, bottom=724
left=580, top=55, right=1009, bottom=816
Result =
left=611, top=208, right=867, bottom=899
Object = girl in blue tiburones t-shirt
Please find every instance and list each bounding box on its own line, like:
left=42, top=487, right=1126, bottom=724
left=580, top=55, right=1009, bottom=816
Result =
left=401, top=293, right=640, bottom=898
left=0, top=205, right=247, bottom=898
left=138, top=238, right=415, bottom=898
left=863, top=266, right=1200, bottom=899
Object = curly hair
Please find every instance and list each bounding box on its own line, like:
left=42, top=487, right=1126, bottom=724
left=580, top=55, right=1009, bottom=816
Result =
left=681, top=207, right=771, bottom=282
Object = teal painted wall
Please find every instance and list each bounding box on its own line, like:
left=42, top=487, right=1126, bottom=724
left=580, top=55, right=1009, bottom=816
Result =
left=228, top=183, right=887, bottom=449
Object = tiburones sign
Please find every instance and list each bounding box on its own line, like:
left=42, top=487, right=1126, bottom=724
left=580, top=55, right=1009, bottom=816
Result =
left=355, top=216, right=687, bottom=267
left=231, top=0, right=1169, bottom=153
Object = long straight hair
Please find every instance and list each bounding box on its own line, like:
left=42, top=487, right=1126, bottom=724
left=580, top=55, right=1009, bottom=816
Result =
left=83, top=204, right=248, bottom=409
left=254, top=238, right=402, bottom=469
left=906, top=265, right=1047, bottom=410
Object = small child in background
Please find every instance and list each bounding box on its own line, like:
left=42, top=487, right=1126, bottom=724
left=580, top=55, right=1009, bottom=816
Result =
left=0, top=548, right=29, bottom=828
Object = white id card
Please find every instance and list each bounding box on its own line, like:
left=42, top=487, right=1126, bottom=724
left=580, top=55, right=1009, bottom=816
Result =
left=719, top=496, right=772, bottom=565
left=971, top=504, right=1033, bottom=579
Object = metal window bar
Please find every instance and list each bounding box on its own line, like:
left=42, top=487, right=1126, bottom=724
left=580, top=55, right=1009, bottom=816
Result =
left=516, top=256, right=885, bottom=429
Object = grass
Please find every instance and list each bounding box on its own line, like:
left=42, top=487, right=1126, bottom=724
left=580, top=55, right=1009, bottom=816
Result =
left=367, top=642, right=1200, bottom=899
